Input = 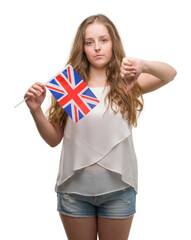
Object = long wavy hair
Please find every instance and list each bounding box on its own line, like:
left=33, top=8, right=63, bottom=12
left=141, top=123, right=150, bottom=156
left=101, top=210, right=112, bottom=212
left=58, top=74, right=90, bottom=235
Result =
left=46, top=14, right=144, bottom=129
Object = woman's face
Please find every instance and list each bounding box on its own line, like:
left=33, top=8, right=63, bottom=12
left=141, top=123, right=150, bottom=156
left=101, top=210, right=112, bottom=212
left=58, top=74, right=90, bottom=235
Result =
left=84, top=22, right=113, bottom=69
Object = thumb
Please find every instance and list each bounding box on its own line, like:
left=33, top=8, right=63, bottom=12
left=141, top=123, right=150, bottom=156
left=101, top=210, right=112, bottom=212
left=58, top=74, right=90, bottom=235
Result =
left=126, top=77, right=136, bottom=91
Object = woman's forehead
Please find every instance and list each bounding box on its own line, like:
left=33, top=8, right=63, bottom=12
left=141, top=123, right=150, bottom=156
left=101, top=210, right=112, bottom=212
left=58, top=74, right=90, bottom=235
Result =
left=84, top=23, right=110, bottom=39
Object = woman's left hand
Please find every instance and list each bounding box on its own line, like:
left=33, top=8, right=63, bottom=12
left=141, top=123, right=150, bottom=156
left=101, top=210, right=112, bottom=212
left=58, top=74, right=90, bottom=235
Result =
left=120, top=57, right=144, bottom=91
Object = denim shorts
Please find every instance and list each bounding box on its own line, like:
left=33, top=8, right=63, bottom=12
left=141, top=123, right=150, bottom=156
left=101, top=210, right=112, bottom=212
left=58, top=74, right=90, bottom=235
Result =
left=57, top=186, right=136, bottom=219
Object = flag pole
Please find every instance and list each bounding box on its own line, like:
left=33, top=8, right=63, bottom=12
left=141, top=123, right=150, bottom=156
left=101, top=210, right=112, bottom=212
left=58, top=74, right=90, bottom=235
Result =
left=14, top=96, right=29, bottom=108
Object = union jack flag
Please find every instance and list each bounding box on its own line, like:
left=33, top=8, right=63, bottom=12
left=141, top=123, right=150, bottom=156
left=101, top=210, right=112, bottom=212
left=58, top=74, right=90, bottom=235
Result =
left=45, top=64, right=100, bottom=123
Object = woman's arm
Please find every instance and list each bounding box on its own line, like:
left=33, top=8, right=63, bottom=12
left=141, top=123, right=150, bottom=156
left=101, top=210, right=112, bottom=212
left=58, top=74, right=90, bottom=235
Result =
left=24, top=82, right=64, bottom=147
left=137, top=60, right=177, bottom=94
left=120, top=57, right=177, bottom=93
left=30, top=108, right=64, bottom=147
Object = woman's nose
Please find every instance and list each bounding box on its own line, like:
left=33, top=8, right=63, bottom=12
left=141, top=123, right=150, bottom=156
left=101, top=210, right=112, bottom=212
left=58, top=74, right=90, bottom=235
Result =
left=94, top=41, right=101, bottom=51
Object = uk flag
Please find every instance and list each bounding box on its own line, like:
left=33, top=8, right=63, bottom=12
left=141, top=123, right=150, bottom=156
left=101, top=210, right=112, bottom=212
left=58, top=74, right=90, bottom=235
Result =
left=45, top=64, right=100, bottom=123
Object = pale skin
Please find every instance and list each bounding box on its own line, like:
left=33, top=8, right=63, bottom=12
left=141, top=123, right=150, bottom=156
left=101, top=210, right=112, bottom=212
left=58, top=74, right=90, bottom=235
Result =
left=24, top=22, right=177, bottom=240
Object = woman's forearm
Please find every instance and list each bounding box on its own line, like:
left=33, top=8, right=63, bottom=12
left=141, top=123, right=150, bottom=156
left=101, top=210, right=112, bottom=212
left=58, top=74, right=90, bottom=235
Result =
left=30, top=108, right=63, bottom=147
left=142, top=60, right=177, bottom=82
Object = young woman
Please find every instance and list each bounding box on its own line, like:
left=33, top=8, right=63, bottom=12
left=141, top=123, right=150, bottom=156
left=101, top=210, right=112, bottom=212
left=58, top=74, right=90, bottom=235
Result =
left=24, top=14, right=177, bottom=240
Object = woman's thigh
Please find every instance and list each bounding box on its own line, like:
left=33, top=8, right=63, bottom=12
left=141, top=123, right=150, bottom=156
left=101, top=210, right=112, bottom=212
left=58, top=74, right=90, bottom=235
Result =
left=59, top=213, right=97, bottom=240
left=97, top=215, right=134, bottom=240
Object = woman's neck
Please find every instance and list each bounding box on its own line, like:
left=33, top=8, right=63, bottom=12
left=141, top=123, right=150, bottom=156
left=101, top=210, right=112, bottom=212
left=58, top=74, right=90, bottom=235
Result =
left=88, top=66, right=108, bottom=87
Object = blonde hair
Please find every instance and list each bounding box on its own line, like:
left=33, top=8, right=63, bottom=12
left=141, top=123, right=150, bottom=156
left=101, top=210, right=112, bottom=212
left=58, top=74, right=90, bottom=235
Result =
left=47, top=14, right=144, bottom=128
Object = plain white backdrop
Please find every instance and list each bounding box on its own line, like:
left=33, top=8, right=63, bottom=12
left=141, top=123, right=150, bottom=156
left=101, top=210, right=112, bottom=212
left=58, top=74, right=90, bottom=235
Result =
left=1, top=0, right=190, bottom=239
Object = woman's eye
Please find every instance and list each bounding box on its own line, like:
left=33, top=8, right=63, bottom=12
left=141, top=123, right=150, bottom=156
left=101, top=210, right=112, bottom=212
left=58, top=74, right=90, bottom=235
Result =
left=102, top=39, right=108, bottom=43
left=85, top=41, right=92, bottom=45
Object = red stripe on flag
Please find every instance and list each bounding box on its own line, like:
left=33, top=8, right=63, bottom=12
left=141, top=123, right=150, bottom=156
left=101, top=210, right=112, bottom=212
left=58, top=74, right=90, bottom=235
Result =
left=81, top=95, right=100, bottom=102
left=45, top=85, right=65, bottom=93
left=67, top=66, right=72, bottom=84
left=74, top=105, right=78, bottom=123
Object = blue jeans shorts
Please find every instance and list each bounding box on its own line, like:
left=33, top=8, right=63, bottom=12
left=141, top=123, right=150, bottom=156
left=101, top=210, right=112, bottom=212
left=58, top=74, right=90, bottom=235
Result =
left=57, top=186, right=136, bottom=219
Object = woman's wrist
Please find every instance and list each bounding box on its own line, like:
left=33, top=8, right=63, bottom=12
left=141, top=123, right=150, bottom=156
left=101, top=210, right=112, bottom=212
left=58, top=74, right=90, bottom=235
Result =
left=30, top=107, right=43, bottom=118
left=142, top=60, right=150, bottom=74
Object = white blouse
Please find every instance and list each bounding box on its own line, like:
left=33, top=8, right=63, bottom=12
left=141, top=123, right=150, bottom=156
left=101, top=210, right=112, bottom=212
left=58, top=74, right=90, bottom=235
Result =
left=55, top=85, right=138, bottom=196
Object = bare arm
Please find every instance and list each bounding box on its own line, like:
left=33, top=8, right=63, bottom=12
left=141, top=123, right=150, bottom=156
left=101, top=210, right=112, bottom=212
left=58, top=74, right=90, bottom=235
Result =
left=120, top=57, right=177, bottom=93
left=137, top=60, right=177, bottom=94
left=30, top=108, right=64, bottom=147
left=24, top=82, right=64, bottom=147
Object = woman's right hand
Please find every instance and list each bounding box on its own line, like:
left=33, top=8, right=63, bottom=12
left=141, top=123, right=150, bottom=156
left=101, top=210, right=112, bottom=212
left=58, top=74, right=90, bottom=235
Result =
left=24, top=82, right=46, bottom=113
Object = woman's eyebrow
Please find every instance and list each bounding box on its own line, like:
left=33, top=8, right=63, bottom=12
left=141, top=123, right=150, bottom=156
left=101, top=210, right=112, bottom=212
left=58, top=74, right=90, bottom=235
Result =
left=85, top=35, right=110, bottom=40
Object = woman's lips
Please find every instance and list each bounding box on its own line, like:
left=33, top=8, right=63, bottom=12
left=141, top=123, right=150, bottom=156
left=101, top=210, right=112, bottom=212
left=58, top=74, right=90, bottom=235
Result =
left=95, top=55, right=104, bottom=58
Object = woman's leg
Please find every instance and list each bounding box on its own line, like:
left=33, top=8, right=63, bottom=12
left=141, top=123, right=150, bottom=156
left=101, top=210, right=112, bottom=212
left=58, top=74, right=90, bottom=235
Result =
left=59, top=213, right=98, bottom=240
left=97, top=214, right=134, bottom=240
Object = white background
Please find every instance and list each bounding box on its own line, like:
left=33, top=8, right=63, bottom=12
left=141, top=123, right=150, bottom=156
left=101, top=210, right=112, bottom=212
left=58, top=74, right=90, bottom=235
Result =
left=1, top=0, right=191, bottom=239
